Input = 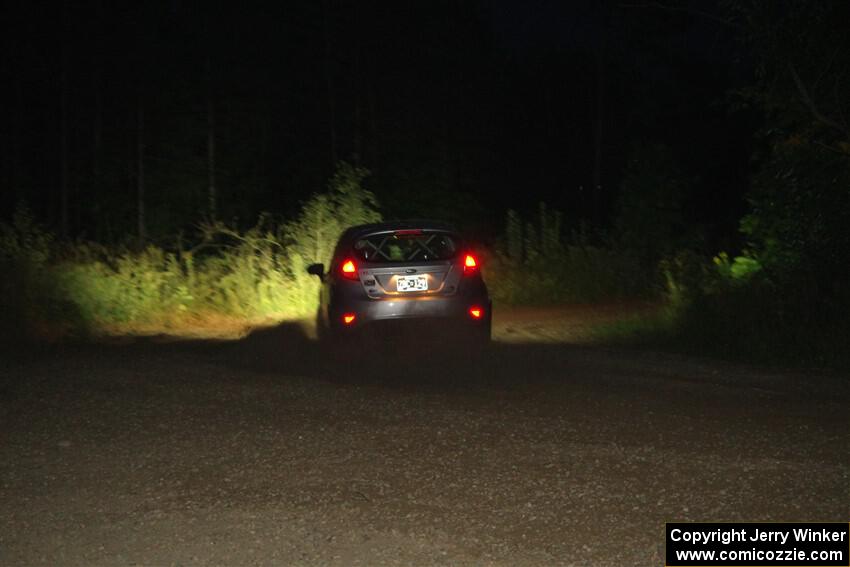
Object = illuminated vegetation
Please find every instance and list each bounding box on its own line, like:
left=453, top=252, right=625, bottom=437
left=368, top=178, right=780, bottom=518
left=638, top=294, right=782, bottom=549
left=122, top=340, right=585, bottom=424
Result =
left=0, top=163, right=380, bottom=338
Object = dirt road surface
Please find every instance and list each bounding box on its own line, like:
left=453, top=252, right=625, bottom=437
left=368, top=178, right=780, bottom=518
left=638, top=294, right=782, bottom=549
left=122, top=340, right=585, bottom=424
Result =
left=1, top=307, right=848, bottom=566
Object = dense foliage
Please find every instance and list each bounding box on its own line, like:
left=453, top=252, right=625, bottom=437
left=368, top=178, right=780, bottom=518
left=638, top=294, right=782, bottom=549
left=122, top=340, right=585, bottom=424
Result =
left=1, top=1, right=848, bottom=367
left=0, top=163, right=381, bottom=337
left=486, top=204, right=656, bottom=305
left=596, top=1, right=850, bottom=366
left=675, top=0, right=850, bottom=365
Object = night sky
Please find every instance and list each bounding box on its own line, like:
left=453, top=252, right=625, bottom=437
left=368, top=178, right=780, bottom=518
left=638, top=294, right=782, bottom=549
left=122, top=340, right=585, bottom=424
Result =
left=1, top=0, right=756, bottom=245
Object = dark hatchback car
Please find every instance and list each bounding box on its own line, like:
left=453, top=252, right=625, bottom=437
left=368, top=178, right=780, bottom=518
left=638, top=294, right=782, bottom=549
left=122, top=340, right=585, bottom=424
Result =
left=307, top=221, right=492, bottom=342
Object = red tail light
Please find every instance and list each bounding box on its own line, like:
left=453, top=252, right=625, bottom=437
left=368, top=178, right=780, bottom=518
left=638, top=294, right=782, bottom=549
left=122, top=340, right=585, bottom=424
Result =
left=463, top=254, right=478, bottom=275
left=340, top=259, right=358, bottom=280
left=468, top=306, right=483, bottom=319
left=342, top=313, right=356, bottom=325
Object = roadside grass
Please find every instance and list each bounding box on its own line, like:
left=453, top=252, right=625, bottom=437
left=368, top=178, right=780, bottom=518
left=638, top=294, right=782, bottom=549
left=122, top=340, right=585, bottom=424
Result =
left=0, top=164, right=380, bottom=341
left=2, top=200, right=661, bottom=342
left=484, top=205, right=659, bottom=306
left=484, top=244, right=651, bottom=306
left=586, top=307, right=677, bottom=347
left=0, top=230, right=318, bottom=341
left=7, top=193, right=844, bottom=370
left=587, top=293, right=850, bottom=371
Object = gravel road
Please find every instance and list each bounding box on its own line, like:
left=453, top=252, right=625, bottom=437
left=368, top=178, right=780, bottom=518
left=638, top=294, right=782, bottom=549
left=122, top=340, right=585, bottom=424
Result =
left=1, top=308, right=848, bottom=566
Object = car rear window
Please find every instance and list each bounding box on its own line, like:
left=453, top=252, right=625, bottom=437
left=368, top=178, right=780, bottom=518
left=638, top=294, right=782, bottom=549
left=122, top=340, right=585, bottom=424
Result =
left=352, top=231, right=459, bottom=263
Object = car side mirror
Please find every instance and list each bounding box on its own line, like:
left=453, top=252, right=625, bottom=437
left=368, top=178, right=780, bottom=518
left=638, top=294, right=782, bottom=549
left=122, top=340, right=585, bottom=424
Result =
left=306, top=263, right=325, bottom=279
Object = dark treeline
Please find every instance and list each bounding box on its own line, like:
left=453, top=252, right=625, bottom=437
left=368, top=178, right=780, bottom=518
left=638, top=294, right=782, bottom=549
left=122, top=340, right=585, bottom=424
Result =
left=1, top=0, right=751, bottom=244
left=3, top=1, right=850, bottom=364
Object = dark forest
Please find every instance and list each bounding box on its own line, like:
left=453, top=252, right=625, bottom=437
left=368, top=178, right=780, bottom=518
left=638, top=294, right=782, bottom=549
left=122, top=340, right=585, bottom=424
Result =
left=2, top=0, right=757, bottom=236
left=1, top=0, right=849, bottom=364
left=2, top=3, right=850, bottom=564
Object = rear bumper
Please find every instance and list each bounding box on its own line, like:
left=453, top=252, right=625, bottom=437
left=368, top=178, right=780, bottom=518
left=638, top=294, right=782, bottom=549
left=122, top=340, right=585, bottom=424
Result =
left=328, top=293, right=490, bottom=331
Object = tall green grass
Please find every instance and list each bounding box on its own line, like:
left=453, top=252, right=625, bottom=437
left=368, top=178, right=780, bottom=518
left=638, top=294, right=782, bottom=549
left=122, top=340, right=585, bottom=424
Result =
left=0, top=163, right=381, bottom=337
left=0, top=207, right=87, bottom=339
left=0, top=213, right=313, bottom=337
left=484, top=204, right=658, bottom=305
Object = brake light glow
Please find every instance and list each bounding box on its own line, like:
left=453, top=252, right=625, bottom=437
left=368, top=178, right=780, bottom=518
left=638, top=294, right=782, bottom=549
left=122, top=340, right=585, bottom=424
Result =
left=468, top=306, right=483, bottom=319
left=341, top=259, right=358, bottom=280
left=343, top=313, right=356, bottom=325
left=463, top=254, right=478, bottom=275
left=394, top=229, right=423, bottom=236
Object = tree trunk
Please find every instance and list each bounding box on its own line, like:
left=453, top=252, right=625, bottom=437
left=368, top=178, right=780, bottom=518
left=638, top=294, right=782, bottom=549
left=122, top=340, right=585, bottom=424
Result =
left=92, top=60, right=102, bottom=216
left=367, top=60, right=378, bottom=167
left=322, top=0, right=337, bottom=165
left=92, top=0, right=103, bottom=223
left=8, top=52, right=23, bottom=204
left=592, top=43, right=605, bottom=221
left=60, top=41, right=69, bottom=238
left=206, top=56, right=216, bottom=220
left=136, top=91, right=146, bottom=244
left=352, top=1, right=362, bottom=165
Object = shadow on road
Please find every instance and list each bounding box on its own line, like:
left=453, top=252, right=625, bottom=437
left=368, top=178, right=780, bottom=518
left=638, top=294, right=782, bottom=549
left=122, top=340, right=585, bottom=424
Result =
left=4, top=315, right=845, bottom=403
left=0, top=317, right=630, bottom=404
left=164, top=318, right=847, bottom=402
left=124, top=318, right=623, bottom=400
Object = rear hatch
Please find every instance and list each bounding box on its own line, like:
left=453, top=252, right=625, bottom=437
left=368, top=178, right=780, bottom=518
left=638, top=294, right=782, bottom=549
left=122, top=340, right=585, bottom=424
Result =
left=351, top=229, right=463, bottom=298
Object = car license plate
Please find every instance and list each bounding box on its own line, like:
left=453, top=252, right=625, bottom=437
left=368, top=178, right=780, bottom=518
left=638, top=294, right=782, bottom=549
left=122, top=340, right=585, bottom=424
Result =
left=396, top=275, right=428, bottom=292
